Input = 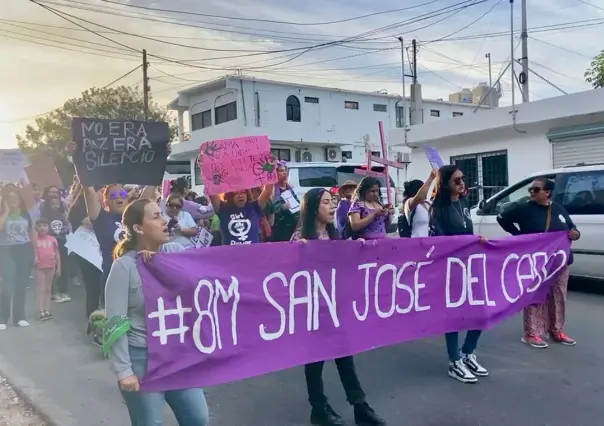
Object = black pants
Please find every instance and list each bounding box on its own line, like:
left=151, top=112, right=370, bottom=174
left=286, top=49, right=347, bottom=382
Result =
left=53, top=243, right=70, bottom=294
left=0, top=243, right=34, bottom=324
left=74, top=254, right=103, bottom=318
left=304, top=356, right=366, bottom=409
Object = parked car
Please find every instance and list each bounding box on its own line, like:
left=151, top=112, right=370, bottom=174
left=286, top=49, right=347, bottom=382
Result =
left=285, top=162, right=398, bottom=205
left=471, top=163, right=604, bottom=281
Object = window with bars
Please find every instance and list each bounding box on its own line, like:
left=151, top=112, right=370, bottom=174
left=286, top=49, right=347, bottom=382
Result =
left=450, top=150, right=508, bottom=207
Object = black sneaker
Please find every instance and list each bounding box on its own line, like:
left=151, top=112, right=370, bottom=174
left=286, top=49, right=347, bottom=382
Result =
left=44, top=311, right=53, bottom=320
left=38, top=312, right=46, bottom=321
left=354, top=402, right=387, bottom=425
left=93, top=335, right=103, bottom=348
left=462, top=353, right=489, bottom=377
left=310, top=404, right=346, bottom=426
left=448, top=359, right=478, bottom=383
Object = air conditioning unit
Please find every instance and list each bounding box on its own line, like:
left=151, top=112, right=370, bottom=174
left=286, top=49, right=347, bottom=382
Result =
left=325, top=147, right=338, bottom=162
left=396, top=152, right=411, bottom=163
left=302, top=151, right=313, bottom=162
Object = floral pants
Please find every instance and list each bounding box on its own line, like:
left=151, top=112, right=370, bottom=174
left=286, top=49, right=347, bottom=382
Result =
left=523, top=266, right=570, bottom=337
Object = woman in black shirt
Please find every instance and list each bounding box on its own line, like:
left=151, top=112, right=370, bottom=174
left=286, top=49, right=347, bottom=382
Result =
left=431, top=165, right=488, bottom=384
left=497, top=177, right=580, bottom=349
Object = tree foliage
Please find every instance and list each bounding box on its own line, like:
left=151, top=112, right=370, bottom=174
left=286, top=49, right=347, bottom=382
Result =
left=584, top=50, right=604, bottom=89
left=17, top=85, right=176, bottom=184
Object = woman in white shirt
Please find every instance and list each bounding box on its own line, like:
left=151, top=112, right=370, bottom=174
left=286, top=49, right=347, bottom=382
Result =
left=403, top=170, right=437, bottom=238
left=162, top=194, right=198, bottom=249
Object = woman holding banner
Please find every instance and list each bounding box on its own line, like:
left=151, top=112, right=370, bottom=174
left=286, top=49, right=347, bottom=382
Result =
left=292, top=188, right=387, bottom=426
left=431, top=165, right=489, bottom=384
left=104, top=199, right=208, bottom=426
left=496, top=177, right=579, bottom=348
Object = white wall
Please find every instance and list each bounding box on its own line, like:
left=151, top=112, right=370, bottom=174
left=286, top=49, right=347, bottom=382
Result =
left=407, top=132, right=552, bottom=185
left=172, top=78, right=482, bottom=159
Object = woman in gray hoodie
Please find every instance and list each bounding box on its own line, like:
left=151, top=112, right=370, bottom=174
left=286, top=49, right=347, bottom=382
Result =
left=104, top=198, right=208, bottom=426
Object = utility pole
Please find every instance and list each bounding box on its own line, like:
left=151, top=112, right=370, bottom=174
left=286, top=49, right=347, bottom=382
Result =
left=520, top=0, right=529, bottom=102
left=411, top=39, right=418, bottom=84
left=485, top=52, right=493, bottom=107
left=397, top=37, right=406, bottom=131
left=142, top=49, right=150, bottom=120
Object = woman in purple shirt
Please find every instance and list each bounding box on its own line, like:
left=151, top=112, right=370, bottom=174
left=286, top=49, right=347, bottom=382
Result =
left=292, top=188, right=386, bottom=426
left=348, top=177, right=393, bottom=240
left=335, top=180, right=357, bottom=234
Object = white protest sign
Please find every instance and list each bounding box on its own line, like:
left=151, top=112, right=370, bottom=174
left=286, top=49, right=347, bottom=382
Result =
left=280, top=190, right=300, bottom=213
left=65, top=226, right=102, bottom=271
left=0, top=149, right=28, bottom=182
left=192, top=227, right=213, bottom=248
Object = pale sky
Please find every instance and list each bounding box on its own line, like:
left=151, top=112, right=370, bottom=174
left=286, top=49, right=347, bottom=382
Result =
left=1, top=0, right=602, bottom=148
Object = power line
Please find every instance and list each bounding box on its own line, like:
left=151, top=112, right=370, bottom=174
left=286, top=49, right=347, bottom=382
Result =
left=103, top=64, right=142, bottom=88
left=97, top=0, right=446, bottom=26
left=576, top=0, right=604, bottom=12
left=424, top=0, right=503, bottom=44
left=528, top=36, right=594, bottom=60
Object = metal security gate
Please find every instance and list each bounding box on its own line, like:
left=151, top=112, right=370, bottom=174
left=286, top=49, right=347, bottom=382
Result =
left=552, top=137, right=604, bottom=168
left=451, top=150, right=508, bottom=207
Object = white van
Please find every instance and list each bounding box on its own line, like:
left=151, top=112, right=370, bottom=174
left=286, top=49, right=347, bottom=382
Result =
left=471, top=163, right=604, bottom=281
left=286, top=162, right=398, bottom=205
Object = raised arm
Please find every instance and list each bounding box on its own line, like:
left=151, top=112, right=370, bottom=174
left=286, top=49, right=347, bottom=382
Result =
left=257, top=184, right=274, bottom=209
left=408, top=170, right=437, bottom=210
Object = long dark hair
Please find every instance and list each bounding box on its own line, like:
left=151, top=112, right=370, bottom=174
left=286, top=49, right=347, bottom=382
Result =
left=403, top=179, right=424, bottom=200
left=432, top=165, right=460, bottom=209
left=41, top=194, right=66, bottom=218
left=42, top=185, right=61, bottom=200
left=113, top=199, right=151, bottom=260
left=353, top=176, right=383, bottom=204
left=299, top=188, right=338, bottom=240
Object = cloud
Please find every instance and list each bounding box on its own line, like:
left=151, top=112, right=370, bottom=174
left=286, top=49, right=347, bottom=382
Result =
left=1, top=0, right=601, bottom=147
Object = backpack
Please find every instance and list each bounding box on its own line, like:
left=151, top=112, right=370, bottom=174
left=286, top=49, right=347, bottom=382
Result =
left=398, top=201, right=428, bottom=238
left=341, top=221, right=360, bottom=240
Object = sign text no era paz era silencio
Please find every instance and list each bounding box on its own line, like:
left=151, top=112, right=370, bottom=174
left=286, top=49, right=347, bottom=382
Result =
left=80, top=120, right=157, bottom=170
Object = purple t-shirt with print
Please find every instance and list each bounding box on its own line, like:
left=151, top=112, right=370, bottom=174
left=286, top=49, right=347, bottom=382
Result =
left=218, top=201, right=262, bottom=245
left=348, top=200, right=388, bottom=239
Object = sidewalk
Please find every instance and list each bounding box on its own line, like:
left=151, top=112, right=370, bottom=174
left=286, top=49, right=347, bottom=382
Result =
left=0, top=285, right=167, bottom=426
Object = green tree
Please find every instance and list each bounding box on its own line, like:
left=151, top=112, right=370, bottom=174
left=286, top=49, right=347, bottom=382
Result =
left=17, top=85, right=176, bottom=184
left=584, top=50, right=604, bottom=89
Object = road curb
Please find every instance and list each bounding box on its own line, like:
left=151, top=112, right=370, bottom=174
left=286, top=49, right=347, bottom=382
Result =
left=0, top=351, right=78, bottom=426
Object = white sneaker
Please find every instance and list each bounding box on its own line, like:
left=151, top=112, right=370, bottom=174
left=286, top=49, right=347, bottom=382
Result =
left=462, top=353, right=489, bottom=377
left=17, top=320, right=29, bottom=328
left=448, top=359, right=477, bottom=383
left=56, top=294, right=71, bottom=303
left=51, top=294, right=62, bottom=301
left=0, top=324, right=6, bottom=331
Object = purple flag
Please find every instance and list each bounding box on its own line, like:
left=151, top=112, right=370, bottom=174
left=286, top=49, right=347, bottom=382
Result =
left=138, top=232, right=570, bottom=391
left=424, top=145, right=444, bottom=169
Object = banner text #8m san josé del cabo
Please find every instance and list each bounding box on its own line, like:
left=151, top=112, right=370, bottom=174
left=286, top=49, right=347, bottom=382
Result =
left=138, top=232, right=570, bottom=391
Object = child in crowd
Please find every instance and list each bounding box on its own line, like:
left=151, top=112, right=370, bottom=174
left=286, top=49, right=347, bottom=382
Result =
left=34, top=218, right=60, bottom=321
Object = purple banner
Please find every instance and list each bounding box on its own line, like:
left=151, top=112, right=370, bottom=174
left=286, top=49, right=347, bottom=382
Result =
left=424, top=145, right=444, bottom=169
left=138, top=232, right=570, bottom=391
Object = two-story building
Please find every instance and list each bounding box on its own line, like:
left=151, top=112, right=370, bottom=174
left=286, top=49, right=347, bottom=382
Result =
left=167, top=75, right=488, bottom=192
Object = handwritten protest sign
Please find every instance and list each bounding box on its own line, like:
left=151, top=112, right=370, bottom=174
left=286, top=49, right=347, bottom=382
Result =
left=24, top=156, right=64, bottom=189
left=71, top=118, right=169, bottom=186
left=424, top=145, right=444, bottom=169
left=0, top=149, right=28, bottom=182
left=198, top=135, right=277, bottom=195
left=192, top=227, right=213, bottom=248
left=65, top=226, right=102, bottom=271
left=138, top=232, right=570, bottom=391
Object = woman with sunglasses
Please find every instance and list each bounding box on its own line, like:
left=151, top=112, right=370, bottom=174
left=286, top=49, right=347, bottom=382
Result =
left=431, top=165, right=488, bottom=384
left=497, top=177, right=580, bottom=348
left=292, top=188, right=386, bottom=426
left=163, top=194, right=198, bottom=249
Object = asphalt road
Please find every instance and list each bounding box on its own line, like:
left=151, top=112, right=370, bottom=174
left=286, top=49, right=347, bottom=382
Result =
left=0, top=281, right=602, bottom=426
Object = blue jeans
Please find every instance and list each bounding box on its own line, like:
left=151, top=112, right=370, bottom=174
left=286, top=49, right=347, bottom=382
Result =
left=120, top=346, right=209, bottom=426
left=445, top=330, right=482, bottom=361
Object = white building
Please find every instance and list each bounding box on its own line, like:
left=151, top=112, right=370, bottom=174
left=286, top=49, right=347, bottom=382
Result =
left=389, top=88, right=604, bottom=206
left=167, top=75, right=487, bottom=190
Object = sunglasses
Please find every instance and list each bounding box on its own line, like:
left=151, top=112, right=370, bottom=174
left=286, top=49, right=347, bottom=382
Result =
left=528, top=186, right=543, bottom=193
left=109, top=190, right=128, bottom=200
left=452, top=176, right=464, bottom=186
left=168, top=203, right=183, bottom=209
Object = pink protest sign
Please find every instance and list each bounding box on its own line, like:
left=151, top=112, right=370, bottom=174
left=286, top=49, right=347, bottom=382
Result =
left=198, top=135, right=277, bottom=195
